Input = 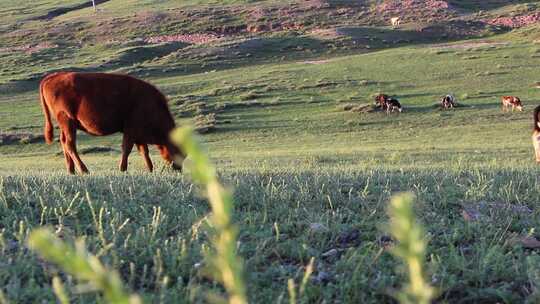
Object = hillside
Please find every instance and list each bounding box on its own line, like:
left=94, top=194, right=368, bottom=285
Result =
left=1, top=1, right=540, bottom=303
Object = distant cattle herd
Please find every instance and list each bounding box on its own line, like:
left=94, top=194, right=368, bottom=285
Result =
left=38, top=72, right=540, bottom=173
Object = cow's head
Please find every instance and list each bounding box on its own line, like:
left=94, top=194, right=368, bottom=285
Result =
left=375, top=94, right=388, bottom=107
left=515, top=98, right=524, bottom=111
left=158, top=144, right=184, bottom=171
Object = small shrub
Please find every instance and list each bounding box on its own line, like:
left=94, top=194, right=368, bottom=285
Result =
left=240, top=91, right=260, bottom=101
left=340, top=103, right=355, bottom=111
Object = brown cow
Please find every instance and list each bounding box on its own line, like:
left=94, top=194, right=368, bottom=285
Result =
left=533, top=105, right=540, bottom=163
left=502, top=96, right=523, bottom=112
left=40, top=72, right=184, bottom=174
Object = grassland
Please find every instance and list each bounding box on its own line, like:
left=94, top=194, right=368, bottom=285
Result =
left=1, top=0, right=540, bottom=303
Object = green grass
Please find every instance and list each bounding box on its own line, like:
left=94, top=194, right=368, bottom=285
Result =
left=2, top=167, right=540, bottom=303
left=2, top=40, right=539, bottom=171
left=448, top=0, right=532, bottom=10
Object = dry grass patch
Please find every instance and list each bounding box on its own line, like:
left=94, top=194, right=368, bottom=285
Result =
left=0, top=132, right=44, bottom=145
left=339, top=103, right=378, bottom=113
left=195, top=113, right=217, bottom=134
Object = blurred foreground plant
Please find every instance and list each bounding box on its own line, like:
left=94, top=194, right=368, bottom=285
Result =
left=287, top=257, right=315, bottom=304
left=171, top=126, right=247, bottom=304
left=388, top=193, right=435, bottom=304
left=27, top=229, right=141, bottom=304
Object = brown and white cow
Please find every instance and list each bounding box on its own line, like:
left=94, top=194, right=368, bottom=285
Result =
left=502, top=96, right=523, bottom=112
left=384, top=98, right=403, bottom=113
left=533, top=105, right=540, bottom=163
left=441, top=94, right=456, bottom=109
left=40, top=72, right=185, bottom=174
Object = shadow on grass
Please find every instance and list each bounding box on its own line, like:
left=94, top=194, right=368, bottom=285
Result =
left=28, top=0, right=111, bottom=21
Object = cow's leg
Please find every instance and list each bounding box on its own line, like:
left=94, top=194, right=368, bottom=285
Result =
left=536, top=140, right=540, bottom=163
left=119, top=135, right=134, bottom=172
left=60, top=131, right=75, bottom=174
left=137, top=143, right=153, bottom=172
left=534, top=132, right=540, bottom=163
left=57, top=112, right=89, bottom=174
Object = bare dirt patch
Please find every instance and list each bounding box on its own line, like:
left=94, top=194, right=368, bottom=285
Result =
left=378, top=0, right=452, bottom=12
left=377, top=0, right=457, bottom=21
left=487, top=12, right=540, bottom=28
left=145, top=33, right=220, bottom=45
left=0, top=42, right=58, bottom=54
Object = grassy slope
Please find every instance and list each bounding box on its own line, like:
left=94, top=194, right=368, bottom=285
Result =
left=1, top=1, right=540, bottom=303
left=2, top=38, right=539, bottom=171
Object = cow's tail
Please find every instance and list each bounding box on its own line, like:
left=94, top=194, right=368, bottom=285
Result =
left=534, top=105, right=540, bottom=132
left=40, top=81, right=54, bottom=144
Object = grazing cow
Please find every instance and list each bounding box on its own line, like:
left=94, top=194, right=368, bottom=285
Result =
left=441, top=94, right=456, bottom=109
left=384, top=98, right=403, bottom=113
left=391, top=17, right=401, bottom=28
left=501, top=96, right=523, bottom=112
left=533, top=105, right=540, bottom=163
left=374, top=94, right=390, bottom=110
left=40, top=72, right=184, bottom=174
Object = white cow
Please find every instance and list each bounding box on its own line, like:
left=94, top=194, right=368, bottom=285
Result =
left=391, top=17, right=401, bottom=28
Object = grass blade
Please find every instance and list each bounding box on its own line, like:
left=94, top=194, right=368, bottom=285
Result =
left=388, top=193, right=435, bottom=304
left=171, top=126, right=247, bottom=304
left=27, top=228, right=141, bottom=304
